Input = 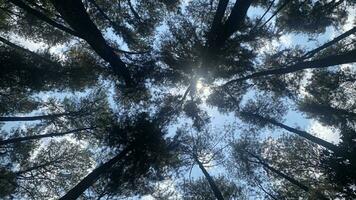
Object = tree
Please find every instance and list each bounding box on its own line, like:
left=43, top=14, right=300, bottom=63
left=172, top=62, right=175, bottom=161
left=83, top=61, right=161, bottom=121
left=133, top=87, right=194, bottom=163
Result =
left=230, top=135, right=333, bottom=199
left=60, top=113, right=179, bottom=199
left=180, top=176, right=245, bottom=200
left=0, top=140, right=94, bottom=199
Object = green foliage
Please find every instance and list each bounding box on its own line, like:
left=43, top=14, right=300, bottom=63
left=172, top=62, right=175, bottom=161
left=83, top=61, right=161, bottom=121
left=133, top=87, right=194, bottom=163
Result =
left=180, top=176, right=245, bottom=200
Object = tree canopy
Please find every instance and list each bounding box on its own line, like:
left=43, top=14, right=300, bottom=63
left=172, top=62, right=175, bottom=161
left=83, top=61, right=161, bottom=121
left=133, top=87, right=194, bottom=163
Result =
left=0, top=0, right=355, bottom=199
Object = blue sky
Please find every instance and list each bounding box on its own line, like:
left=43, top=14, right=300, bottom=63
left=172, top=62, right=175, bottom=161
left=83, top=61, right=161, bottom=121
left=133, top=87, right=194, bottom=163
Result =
left=2, top=1, right=355, bottom=199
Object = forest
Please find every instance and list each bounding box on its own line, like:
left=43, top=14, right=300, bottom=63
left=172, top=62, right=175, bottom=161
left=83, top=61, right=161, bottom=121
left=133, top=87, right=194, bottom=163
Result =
left=0, top=0, right=355, bottom=199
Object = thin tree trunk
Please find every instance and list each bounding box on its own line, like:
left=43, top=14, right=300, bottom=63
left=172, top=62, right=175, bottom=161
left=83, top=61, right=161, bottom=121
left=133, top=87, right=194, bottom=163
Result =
left=127, top=0, right=143, bottom=22
left=240, top=112, right=352, bottom=160
left=301, top=103, right=356, bottom=120
left=15, top=158, right=63, bottom=175
left=255, top=179, right=282, bottom=200
left=254, top=156, right=309, bottom=192
left=0, top=36, right=60, bottom=66
left=301, top=27, right=356, bottom=60
left=0, top=112, right=79, bottom=122
left=8, top=0, right=81, bottom=37
left=193, top=154, right=225, bottom=200
left=225, top=49, right=356, bottom=86
left=59, top=148, right=130, bottom=200
left=50, top=0, right=133, bottom=86
left=248, top=152, right=329, bottom=200
left=0, top=127, right=94, bottom=145
left=259, top=0, right=291, bottom=29
left=250, top=0, right=276, bottom=32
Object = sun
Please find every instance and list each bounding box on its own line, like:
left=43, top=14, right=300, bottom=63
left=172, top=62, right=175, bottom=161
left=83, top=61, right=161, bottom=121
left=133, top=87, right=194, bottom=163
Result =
left=196, top=79, right=211, bottom=97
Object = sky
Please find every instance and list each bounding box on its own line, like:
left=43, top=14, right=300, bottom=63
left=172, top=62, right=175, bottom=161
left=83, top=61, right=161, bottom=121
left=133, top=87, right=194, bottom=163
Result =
left=1, top=1, right=355, bottom=199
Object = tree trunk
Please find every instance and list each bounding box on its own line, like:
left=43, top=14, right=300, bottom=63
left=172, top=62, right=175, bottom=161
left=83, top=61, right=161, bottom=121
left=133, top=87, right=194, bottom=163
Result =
left=0, top=127, right=94, bottom=145
left=207, top=0, right=229, bottom=46
left=301, top=27, right=356, bottom=60
left=50, top=0, right=133, bottom=86
left=0, top=112, right=80, bottom=122
left=8, top=0, right=80, bottom=37
left=241, top=112, right=352, bottom=160
left=250, top=0, right=276, bottom=31
left=302, top=103, right=356, bottom=120
left=59, top=148, right=130, bottom=200
left=0, top=36, right=59, bottom=66
left=193, top=154, right=225, bottom=200
left=258, top=158, right=309, bottom=192
left=248, top=152, right=329, bottom=200
left=219, top=0, right=252, bottom=44
left=225, top=49, right=356, bottom=86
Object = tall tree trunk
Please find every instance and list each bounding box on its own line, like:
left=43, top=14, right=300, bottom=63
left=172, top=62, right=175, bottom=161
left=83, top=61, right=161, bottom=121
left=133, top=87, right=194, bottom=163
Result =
left=193, top=154, right=225, bottom=200
left=207, top=0, right=229, bottom=46
left=0, top=127, right=94, bottom=145
left=240, top=112, right=352, bottom=160
left=59, top=148, right=130, bottom=200
left=241, top=112, right=337, bottom=151
left=219, top=0, right=252, bottom=44
left=0, top=112, right=80, bottom=122
left=250, top=153, right=309, bottom=192
left=225, top=49, right=356, bottom=86
left=301, top=27, right=356, bottom=60
left=247, top=152, right=329, bottom=200
left=50, top=0, right=133, bottom=86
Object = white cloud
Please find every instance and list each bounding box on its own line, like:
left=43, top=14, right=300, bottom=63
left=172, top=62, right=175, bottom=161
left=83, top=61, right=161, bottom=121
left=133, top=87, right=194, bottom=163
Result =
left=279, top=34, right=293, bottom=47
left=307, top=120, right=340, bottom=144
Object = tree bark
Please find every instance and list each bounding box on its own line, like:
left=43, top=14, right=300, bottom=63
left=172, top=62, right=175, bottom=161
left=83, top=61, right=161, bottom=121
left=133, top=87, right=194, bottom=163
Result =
left=193, top=154, right=225, bottom=200
left=207, top=0, right=229, bottom=46
left=0, top=127, right=94, bottom=145
left=220, top=0, right=252, bottom=43
left=59, top=148, right=130, bottom=200
left=50, top=0, right=133, bottom=86
left=225, top=49, right=356, bottom=86
left=209, top=0, right=252, bottom=49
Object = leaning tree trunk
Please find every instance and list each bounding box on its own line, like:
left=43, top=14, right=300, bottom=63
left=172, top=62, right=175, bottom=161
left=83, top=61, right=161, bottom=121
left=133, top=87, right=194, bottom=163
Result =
left=301, top=27, right=356, bottom=60
left=240, top=112, right=348, bottom=157
left=193, top=154, right=225, bottom=200
left=59, top=148, right=130, bottom=200
left=225, top=49, right=356, bottom=86
left=0, top=36, right=59, bottom=66
left=0, top=112, right=80, bottom=122
left=300, top=103, right=356, bottom=120
left=8, top=0, right=80, bottom=37
left=0, top=127, right=94, bottom=145
left=247, top=152, right=329, bottom=200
